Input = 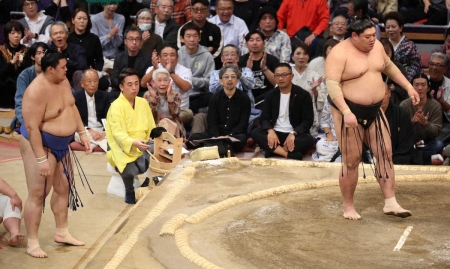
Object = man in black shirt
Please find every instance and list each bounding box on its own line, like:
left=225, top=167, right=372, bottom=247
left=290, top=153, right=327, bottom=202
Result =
left=177, top=0, right=223, bottom=59
left=110, top=27, right=152, bottom=101
left=188, top=64, right=251, bottom=153
left=239, top=30, right=279, bottom=109
left=251, top=63, right=315, bottom=160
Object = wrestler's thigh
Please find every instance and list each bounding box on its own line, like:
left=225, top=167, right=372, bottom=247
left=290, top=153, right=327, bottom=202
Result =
left=330, top=106, right=363, bottom=165
left=365, top=112, right=393, bottom=160
left=52, top=155, right=70, bottom=195
left=20, top=136, right=57, bottom=196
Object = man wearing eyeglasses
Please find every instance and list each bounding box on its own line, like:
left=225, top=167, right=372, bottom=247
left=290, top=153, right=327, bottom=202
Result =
left=151, top=0, right=181, bottom=47
left=187, top=65, right=251, bottom=153
left=251, top=63, right=316, bottom=160
left=208, top=0, right=248, bottom=52
left=110, top=26, right=152, bottom=101
left=428, top=53, right=450, bottom=146
left=18, top=0, right=55, bottom=47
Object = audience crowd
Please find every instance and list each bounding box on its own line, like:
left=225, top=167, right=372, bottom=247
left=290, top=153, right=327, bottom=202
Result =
left=2, top=0, right=450, bottom=166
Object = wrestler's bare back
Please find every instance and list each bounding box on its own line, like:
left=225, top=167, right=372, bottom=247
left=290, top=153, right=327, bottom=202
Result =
left=327, top=38, right=388, bottom=105
left=23, top=74, right=78, bottom=137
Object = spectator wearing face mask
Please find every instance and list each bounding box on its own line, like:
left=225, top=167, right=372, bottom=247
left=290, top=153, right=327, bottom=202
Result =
left=136, top=8, right=164, bottom=56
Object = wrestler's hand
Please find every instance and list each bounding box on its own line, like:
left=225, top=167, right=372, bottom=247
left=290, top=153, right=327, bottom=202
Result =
left=10, top=193, right=22, bottom=211
left=81, top=135, right=92, bottom=154
left=267, top=129, right=280, bottom=149
left=39, top=161, right=51, bottom=178
left=343, top=113, right=358, bottom=128
left=407, top=87, right=420, bottom=105
left=133, top=139, right=150, bottom=151
left=284, top=133, right=296, bottom=152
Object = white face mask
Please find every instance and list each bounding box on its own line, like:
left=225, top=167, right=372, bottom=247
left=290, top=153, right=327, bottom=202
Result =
left=139, top=23, right=152, bottom=31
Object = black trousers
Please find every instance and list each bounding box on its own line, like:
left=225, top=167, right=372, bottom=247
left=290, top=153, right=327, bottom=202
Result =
left=251, top=128, right=315, bottom=154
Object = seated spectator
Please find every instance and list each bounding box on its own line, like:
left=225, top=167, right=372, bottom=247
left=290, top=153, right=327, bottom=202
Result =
left=208, top=0, right=248, bottom=52
left=210, top=44, right=255, bottom=104
left=242, top=6, right=290, bottom=63
left=178, top=22, right=215, bottom=113
left=106, top=68, right=156, bottom=204
left=251, top=63, right=316, bottom=160
left=116, top=0, right=144, bottom=32
left=151, top=0, right=192, bottom=26
left=308, top=39, right=339, bottom=82
left=400, top=74, right=443, bottom=157
left=91, top=3, right=125, bottom=70
left=0, top=21, right=29, bottom=108
left=145, top=68, right=186, bottom=138
left=18, top=0, right=54, bottom=47
left=0, top=177, right=24, bottom=247
left=12, top=42, right=49, bottom=132
left=431, top=26, right=450, bottom=78
left=291, top=43, right=326, bottom=137
left=177, top=0, right=223, bottom=59
left=312, top=99, right=340, bottom=162
left=381, top=83, right=415, bottom=165
left=427, top=52, right=450, bottom=146
left=384, top=11, right=421, bottom=82
left=73, top=69, right=110, bottom=152
left=239, top=30, right=279, bottom=110
left=49, top=21, right=88, bottom=87
left=399, top=0, right=447, bottom=25
left=135, top=8, right=164, bottom=56
left=187, top=65, right=251, bottom=153
left=233, top=0, right=260, bottom=28
left=380, top=38, right=408, bottom=104
left=142, top=45, right=193, bottom=126
left=151, top=0, right=181, bottom=47
left=277, top=0, right=329, bottom=56
left=68, top=8, right=104, bottom=72
left=315, top=15, right=347, bottom=58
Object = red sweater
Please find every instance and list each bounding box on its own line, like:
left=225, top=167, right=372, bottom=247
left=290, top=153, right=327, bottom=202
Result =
left=277, top=0, right=330, bottom=38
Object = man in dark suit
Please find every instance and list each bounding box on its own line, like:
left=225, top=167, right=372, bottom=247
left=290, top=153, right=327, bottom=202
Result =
left=110, top=26, right=152, bottom=101
left=74, top=69, right=111, bottom=151
left=151, top=0, right=180, bottom=47
left=251, top=63, right=316, bottom=159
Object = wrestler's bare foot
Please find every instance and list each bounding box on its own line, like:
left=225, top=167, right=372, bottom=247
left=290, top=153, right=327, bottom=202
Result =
left=383, top=197, right=411, bottom=218
left=54, top=234, right=85, bottom=246
left=8, top=233, right=24, bottom=247
left=27, top=238, right=48, bottom=258
left=343, top=204, right=362, bottom=220
left=383, top=205, right=412, bottom=218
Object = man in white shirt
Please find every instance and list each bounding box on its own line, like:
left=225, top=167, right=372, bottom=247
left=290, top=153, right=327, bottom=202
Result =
left=141, top=46, right=193, bottom=126
left=73, top=69, right=111, bottom=152
left=208, top=0, right=248, bottom=51
left=18, top=0, right=54, bottom=47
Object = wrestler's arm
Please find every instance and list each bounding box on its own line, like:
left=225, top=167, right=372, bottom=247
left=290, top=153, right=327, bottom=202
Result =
left=324, top=46, right=351, bottom=114
left=22, top=86, right=48, bottom=160
left=381, top=47, right=419, bottom=104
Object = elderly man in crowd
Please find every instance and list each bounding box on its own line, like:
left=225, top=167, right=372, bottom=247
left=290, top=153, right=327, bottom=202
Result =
left=151, top=0, right=181, bottom=47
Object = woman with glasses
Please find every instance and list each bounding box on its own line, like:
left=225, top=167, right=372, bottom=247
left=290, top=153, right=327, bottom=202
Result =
left=0, top=21, right=29, bottom=109
left=135, top=8, right=164, bottom=56
left=291, top=42, right=326, bottom=137
left=384, top=11, right=421, bottom=82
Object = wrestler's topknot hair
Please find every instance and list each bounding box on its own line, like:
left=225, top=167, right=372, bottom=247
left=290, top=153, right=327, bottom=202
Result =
left=41, top=50, right=66, bottom=72
left=347, top=16, right=375, bottom=36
